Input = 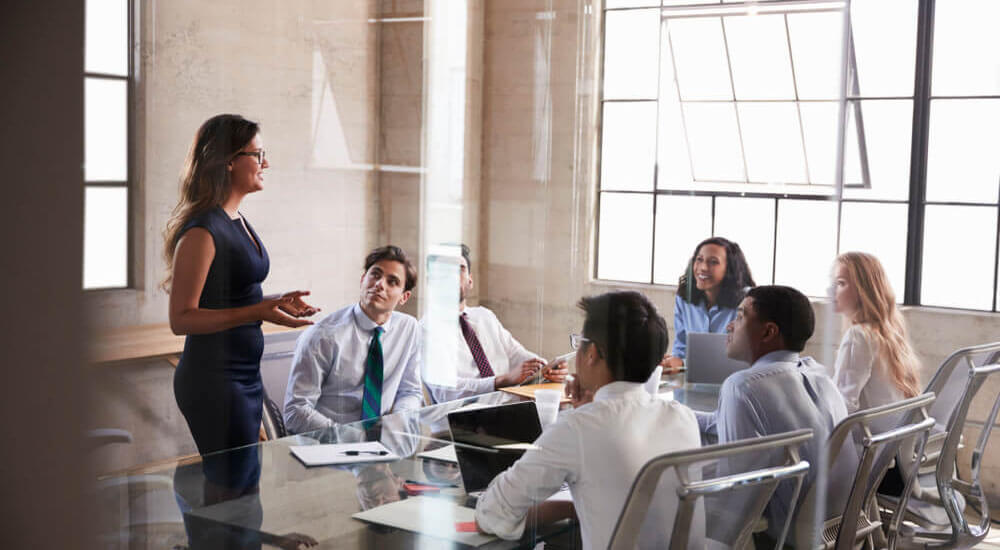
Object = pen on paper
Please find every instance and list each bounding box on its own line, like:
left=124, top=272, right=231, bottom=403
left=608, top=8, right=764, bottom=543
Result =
left=340, top=450, right=390, bottom=456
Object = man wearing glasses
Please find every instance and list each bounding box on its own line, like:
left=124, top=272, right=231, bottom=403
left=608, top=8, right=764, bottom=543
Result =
left=474, top=291, right=704, bottom=549
left=424, top=244, right=569, bottom=403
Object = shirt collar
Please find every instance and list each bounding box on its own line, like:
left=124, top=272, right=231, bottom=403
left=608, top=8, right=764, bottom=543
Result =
left=751, top=349, right=799, bottom=369
left=593, top=381, right=648, bottom=403
left=352, top=303, right=393, bottom=333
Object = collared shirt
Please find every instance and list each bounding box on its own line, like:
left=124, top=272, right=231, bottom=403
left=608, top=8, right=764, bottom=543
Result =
left=833, top=325, right=907, bottom=432
left=476, top=381, right=705, bottom=549
left=695, top=350, right=854, bottom=544
left=672, top=295, right=737, bottom=359
left=425, top=306, right=539, bottom=403
left=283, top=304, right=424, bottom=434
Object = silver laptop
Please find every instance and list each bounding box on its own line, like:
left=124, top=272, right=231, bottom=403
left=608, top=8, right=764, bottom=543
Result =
left=685, top=332, right=748, bottom=386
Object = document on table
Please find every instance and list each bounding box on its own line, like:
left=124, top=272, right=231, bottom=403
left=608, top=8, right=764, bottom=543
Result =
left=289, top=441, right=398, bottom=466
left=498, top=382, right=570, bottom=403
left=416, top=444, right=458, bottom=464
left=352, top=495, right=497, bottom=546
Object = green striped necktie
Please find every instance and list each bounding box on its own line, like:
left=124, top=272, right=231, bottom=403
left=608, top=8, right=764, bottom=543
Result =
left=361, top=326, right=385, bottom=422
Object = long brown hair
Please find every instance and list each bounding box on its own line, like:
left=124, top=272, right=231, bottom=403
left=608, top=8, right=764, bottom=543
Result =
left=161, top=114, right=260, bottom=291
left=836, top=252, right=921, bottom=398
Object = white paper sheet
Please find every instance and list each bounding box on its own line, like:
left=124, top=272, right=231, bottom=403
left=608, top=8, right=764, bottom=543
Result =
left=416, top=444, right=458, bottom=464
left=352, top=495, right=496, bottom=546
left=289, top=441, right=398, bottom=466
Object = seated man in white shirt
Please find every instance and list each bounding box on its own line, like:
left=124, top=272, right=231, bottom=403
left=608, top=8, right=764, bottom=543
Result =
left=698, top=285, right=854, bottom=547
left=283, top=245, right=424, bottom=434
left=425, top=244, right=568, bottom=403
left=475, top=291, right=704, bottom=549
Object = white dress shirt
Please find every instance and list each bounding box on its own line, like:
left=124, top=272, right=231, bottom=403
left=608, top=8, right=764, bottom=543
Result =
left=696, top=350, right=854, bottom=544
left=283, top=304, right=424, bottom=434
left=833, top=325, right=907, bottom=432
left=425, top=305, right=539, bottom=403
left=476, top=381, right=705, bottom=549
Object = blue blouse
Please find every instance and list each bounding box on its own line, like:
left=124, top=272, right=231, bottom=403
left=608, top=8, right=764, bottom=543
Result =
left=672, top=294, right=738, bottom=359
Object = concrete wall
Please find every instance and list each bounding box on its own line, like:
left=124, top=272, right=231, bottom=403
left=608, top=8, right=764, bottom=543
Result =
left=85, top=0, right=383, bottom=331
left=88, top=1, right=1000, bottom=509
left=479, top=0, right=1000, bottom=506
left=88, top=0, right=398, bottom=473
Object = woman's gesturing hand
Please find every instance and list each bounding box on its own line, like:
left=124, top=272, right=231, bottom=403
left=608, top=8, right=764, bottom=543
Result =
left=277, top=290, right=320, bottom=318
left=259, top=293, right=317, bottom=328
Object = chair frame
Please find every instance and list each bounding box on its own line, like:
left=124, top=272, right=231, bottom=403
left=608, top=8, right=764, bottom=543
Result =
left=608, top=429, right=814, bottom=550
left=889, top=342, right=1000, bottom=549
left=808, top=393, right=936, bottom=550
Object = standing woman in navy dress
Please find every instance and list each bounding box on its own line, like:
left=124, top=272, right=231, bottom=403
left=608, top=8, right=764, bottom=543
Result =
left=163, top=114, right=318, bottom=492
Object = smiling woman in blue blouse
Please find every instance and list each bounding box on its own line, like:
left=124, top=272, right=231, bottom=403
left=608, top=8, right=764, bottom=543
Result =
left=661, top=237, right=756, bottom=373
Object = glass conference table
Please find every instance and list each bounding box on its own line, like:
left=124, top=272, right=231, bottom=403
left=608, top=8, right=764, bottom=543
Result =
left=103, top=374, right=718, bottom=549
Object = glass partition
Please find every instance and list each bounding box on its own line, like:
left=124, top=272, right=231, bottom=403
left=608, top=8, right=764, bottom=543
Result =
left=88, top=0, right=1000, bottom=548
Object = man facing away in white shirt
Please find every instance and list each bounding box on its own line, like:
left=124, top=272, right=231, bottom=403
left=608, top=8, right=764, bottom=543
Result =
left=425, top=244, right=568, bottom=403
left=283, top=245, right=424, bottom=434
left=697, top=285, right=854, bottom=547
left=475, top=290, right=704, bottom=549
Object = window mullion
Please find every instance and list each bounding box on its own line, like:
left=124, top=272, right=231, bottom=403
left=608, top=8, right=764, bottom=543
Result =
left=903, top=0, right=936, bottom=305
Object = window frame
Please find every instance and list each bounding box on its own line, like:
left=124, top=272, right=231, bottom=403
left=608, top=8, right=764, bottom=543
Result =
left=595, top=0, right=1000, bottom=313
left=84, top=0, right=136, bottom=291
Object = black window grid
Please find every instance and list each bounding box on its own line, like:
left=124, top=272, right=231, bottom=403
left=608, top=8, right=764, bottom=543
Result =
left=596, top=0, right=1000, bottom=313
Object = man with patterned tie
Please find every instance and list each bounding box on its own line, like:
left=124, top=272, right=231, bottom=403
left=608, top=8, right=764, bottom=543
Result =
left=426, top=244, right=569, bottom=403
left=283, top=246, right=424, bottom=434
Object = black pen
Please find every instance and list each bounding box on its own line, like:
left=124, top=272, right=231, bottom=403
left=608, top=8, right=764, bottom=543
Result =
left=340, top=450, right=389, bottom=456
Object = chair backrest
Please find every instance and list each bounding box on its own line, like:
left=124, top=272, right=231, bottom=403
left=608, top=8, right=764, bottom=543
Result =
left=608, top=429, right=814, bottom=550
left=923, top=342, right=1000, bottom=547
left=259, top=331, right=302, bottom=413
left=923, top=343, right=1000, bottom=437
left=260, top=387, right=287, bottom=440
left=796, top=393, right=936, bottom=550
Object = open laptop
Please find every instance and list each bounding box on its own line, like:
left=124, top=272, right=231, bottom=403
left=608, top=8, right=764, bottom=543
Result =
left=447, top=401, right=543, bottom=495
left=675, top=332, right=749, bottom=412
left=685, top=332, right=748, bottom=385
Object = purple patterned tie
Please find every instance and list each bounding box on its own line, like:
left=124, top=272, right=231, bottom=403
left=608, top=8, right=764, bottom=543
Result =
left=459, top=313, right=495, bottom=378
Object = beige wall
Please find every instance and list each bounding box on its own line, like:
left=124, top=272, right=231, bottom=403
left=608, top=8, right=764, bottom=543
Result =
left=89, top=1, right=1000, bottom=506
left=86, top=0, right=384, bottom=331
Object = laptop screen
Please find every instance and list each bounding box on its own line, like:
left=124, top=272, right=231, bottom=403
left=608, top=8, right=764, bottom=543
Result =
left=685, top=332, right=749, bottom=385
left=447, top=401, right=543, bottom=493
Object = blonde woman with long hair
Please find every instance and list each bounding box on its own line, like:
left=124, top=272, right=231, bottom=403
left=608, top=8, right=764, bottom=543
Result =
left=830, top=252, right=922, bottom=426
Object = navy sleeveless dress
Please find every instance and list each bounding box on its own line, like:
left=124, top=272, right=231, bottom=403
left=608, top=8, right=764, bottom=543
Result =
left=173, top=206, right=269, bottom=488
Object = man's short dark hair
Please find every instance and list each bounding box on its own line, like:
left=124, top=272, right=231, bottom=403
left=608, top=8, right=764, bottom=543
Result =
left=745, top=285, right=814, bottom=352
left=577, top=291, right=668, bottom=383
left=364, top=245, right=417, bottom=292
left=460, top=243, right=471, bottom=272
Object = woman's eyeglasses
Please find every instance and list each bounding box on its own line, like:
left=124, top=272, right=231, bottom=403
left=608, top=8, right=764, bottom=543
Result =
left=234, top=150, right=266, bottom=164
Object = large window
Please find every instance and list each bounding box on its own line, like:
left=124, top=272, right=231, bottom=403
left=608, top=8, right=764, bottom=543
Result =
left=84, top=0, right=132, bottom=289
left=597, top=0, right=1000, bottom=312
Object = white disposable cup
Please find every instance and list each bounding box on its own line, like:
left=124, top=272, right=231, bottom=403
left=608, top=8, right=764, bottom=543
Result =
left=534, top=389, right=562, bottom=427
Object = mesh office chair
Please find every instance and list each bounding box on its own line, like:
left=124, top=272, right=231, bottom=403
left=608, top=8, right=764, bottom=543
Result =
left=794, top=393, right=936, bottom=550
left=608, top=429, right=814, bottom=550
left=885, top=341, right=1000, bottom=549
